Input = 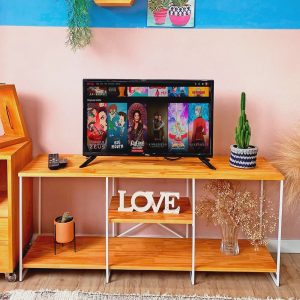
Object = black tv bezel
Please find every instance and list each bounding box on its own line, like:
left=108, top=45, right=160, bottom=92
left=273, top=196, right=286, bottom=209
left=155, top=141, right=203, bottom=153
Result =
left=83, top=79, right=214, bottom=158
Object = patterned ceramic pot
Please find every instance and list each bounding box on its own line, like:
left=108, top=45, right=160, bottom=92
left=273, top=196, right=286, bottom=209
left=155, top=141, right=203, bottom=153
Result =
left=229, top=144, right=258, bottom=169
left=169, top=5, right=191, bottom=26
left=153, top=8, right=168, bottom=25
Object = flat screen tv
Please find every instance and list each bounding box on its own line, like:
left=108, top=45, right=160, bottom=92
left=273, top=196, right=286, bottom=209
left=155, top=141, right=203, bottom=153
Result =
left=82, top=79, right=215, bottom=169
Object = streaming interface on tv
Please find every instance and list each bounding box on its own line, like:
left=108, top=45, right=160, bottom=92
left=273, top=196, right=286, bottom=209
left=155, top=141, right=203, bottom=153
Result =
left=84, top=81, right=213, bottom=157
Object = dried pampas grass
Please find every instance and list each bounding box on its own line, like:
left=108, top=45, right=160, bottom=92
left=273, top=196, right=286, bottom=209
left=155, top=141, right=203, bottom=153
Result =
left=273, top=124, right=300, bottom=207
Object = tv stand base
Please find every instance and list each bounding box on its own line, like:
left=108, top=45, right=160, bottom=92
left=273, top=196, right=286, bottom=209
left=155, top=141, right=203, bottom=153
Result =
left=79, top=156, right=97, bottom=168
left=164, top=157, right=182, bottom=161
left=199, top=157, right=216, bottom=170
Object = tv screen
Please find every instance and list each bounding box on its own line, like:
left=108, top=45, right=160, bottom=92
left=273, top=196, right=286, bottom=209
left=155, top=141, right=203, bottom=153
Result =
left=83, top=79, right=214, bottom=158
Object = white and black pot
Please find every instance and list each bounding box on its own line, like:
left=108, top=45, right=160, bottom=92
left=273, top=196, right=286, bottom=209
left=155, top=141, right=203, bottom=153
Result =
left=229, top=145, right=258, bottom=169
left=168, top=5, right=191, bottom=26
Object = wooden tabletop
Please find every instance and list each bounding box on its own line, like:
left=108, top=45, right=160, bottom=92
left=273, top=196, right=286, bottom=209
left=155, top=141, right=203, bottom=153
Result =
left=18, top=154, right=284, bottom=180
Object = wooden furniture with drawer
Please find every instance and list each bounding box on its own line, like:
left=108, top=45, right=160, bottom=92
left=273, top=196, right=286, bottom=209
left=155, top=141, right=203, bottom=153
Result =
left=0, top=141, right=33, bottom=281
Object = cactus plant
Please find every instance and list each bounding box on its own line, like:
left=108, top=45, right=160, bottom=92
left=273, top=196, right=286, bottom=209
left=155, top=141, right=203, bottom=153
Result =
left=60, top=212, right=73, bottom=223
left=149, top=0, right=170, bottom=12
left=235, top=92, right=251, bottom=149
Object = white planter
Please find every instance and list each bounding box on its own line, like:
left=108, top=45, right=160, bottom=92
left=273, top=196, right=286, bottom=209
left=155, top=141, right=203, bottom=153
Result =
left=229, top=145, right=258, bottom=169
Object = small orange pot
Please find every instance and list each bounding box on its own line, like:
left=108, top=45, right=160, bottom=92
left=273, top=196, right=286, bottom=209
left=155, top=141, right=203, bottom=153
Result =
left=54, top=217, right=75, bottom=244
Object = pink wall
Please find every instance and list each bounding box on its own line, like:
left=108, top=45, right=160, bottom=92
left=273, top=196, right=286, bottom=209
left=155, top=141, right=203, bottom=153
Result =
left=1, top=27, right=300, bottom=239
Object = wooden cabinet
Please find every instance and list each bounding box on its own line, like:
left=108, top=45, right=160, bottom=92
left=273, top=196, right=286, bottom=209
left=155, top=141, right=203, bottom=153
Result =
left=0, top=141, right=32, bottom=279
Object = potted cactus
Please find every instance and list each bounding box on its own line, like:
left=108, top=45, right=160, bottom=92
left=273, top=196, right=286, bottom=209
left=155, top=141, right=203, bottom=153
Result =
left=54, top=212, right=76, bottom=254
left=229, top=92, right=258, bottom=169
left=169, top=0, right=192, bottom=26
left=149, top=0, right=170, bottom=25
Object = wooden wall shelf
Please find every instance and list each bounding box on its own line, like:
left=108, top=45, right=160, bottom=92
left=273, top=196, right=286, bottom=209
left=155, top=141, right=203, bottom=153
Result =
left=94, top=0, right=135, bottom=7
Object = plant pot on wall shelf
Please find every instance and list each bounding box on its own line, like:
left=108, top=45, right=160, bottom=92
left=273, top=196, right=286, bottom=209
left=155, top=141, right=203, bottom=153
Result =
left=169, top=5, right=191, bottom=26
left=168, top=0, right=191, bottom=26
left=94, top=0, right=135, bottom=6
left=153, top=8, right=168, bottom=25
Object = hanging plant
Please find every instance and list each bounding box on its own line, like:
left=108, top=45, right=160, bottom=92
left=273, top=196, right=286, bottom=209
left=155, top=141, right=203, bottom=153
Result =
left=66, top=0, right=92, bottom=51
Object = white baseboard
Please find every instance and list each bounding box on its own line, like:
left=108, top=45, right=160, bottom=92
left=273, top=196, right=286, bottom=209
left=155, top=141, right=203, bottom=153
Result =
left=268, top=240, right=300, bottom=253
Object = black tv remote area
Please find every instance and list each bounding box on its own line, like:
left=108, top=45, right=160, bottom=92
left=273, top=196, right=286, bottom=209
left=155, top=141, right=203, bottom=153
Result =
left=48, top=154, right=68, bottom=170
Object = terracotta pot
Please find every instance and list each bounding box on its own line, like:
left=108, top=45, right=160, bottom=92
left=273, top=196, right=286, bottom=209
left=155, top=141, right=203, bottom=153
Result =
left=153, top=8, right=168, bottom=25
left=54, top=217, right=74, bottom=244
left=169, top=5, right=191, bottom=26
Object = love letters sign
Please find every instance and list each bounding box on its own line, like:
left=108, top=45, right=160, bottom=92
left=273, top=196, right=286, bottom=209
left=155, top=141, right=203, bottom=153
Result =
left=118, top=191, right=181, bottom=214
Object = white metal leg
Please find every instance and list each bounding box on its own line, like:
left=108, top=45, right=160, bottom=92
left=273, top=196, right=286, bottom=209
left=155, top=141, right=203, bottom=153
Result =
left=186, top=179, right=190, bottom=197
left=38, top=177, right=42, bottom=235
left=191, top=178, right=196, bottom=285
left=157, top=224, right=184, bottom=238
left=186, top=224, right=189, bottom=238
left=259, top=180, right=264, bottom=234
left=112, top=177, right=116, bottom=196
left=112, top=223, right=115, bottom=237
left=19, top=176, right=23, bottom=281
left=118, top=223, right=144, bottom=237
left=270, top=180, right=284, bottom=287
left=105, top=177, right=110, bottom=283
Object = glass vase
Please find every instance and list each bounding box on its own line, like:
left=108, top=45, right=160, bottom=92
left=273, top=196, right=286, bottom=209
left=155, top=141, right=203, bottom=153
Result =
left=220, top=222, right=239, bottom=255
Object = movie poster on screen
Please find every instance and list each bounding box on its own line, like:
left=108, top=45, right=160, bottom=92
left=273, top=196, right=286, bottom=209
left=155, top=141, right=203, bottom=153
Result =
left=147, top=103, right=168, bottom=152
left=127, top=87, right=148, bottom=97
left=168, top=103, right=188, bottom=153
left=188, top=86, right=210, bottom=97
left=148, top=87, right=168, bottom=97
left=107, top=86, right=127, bottom=97
left=168, top=87, right=188, bottom=97
left=128, top=103, right=148, bottom=153
left=87, top=102, right=107, bottom=152
left=147, top=0, right=195, bottom=28
left=188, top=103, right=210, bottom=153
left=87, top=86, right=107, bottom=96
left=107, top=103, right=128, bottom=152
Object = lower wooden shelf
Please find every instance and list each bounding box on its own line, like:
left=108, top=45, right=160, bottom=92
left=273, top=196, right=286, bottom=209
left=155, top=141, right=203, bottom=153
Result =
left=23, top=236, right=106, bottom=269
left=23, top=236, right=276, bottom=273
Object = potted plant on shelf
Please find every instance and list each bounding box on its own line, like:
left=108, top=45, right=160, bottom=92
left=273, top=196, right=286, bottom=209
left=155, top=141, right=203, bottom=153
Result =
left=148, top=0, right=170, bottom=25
left=168, top=0, right=192, bottom=27
left=54, top=212, right=76, bottom=254
left=229, top=92, right=258, bottom=169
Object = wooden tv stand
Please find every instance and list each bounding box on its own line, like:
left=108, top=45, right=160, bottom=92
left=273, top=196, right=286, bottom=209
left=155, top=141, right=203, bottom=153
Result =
left=18, top=155, right=284, bottom=286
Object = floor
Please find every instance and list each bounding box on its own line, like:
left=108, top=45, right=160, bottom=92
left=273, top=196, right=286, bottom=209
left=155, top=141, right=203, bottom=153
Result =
left=0, top=254, right=299, bottom=299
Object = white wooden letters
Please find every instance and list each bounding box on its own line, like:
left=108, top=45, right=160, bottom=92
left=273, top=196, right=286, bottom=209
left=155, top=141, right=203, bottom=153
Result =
left=117, top=190, right=180, bottom=214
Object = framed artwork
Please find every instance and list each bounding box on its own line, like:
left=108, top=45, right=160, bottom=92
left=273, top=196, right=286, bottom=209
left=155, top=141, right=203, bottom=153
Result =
left=147, top=0, right=195, bottom=28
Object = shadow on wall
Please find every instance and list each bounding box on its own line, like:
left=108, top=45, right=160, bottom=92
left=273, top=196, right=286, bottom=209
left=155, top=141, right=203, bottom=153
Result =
left=19, top=93, right=46, bottom=155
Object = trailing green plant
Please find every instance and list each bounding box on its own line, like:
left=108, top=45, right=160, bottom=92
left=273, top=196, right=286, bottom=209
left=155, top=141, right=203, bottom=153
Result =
left=66, top=0, right=92, bottom=51
left=235, top=92, right=251, bottom=149
left=59, top=212, right=73, bottom=223
left=149, top=0, right=170, bottom=12
left=171, top=0, right=189, bottom=6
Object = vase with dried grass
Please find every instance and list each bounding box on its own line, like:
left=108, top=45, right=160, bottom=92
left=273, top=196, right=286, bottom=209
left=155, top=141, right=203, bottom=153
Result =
left=196, top=180, right=277, bottom=255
